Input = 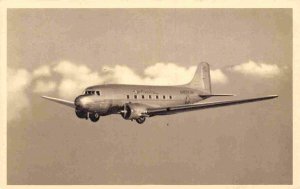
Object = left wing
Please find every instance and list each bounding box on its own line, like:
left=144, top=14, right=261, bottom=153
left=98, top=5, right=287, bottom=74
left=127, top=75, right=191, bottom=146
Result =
left=146, top=95, right=278, bottom=116
left=41, top=96, right=75, bottom=108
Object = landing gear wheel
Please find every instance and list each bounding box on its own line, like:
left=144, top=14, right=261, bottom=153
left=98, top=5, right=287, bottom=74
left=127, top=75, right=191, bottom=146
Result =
left=89, top=113, right=100, bottom=122
left=136, top=117, right=146, bottom=124
left=75, top=109, right=87, bottom=119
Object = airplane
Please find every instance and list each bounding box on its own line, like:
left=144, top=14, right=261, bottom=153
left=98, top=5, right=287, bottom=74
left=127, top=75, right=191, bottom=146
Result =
left=42, top=62, right=278, bottom=124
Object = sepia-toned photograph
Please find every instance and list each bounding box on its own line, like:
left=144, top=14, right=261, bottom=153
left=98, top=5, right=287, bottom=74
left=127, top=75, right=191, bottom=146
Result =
left=5, top=8, right=292, bottom=185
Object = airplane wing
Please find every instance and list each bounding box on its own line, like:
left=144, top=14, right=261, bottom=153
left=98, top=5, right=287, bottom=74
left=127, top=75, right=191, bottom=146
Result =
left=146, top=95, right=278, bottom=116
left=41, top=96, right=75, bottom=108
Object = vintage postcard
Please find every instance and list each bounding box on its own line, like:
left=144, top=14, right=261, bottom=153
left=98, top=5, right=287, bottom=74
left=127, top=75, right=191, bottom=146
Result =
left=0, top=0, right=299, bottom=188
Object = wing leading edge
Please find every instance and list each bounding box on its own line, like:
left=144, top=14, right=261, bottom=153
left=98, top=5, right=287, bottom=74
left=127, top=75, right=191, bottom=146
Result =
left=146, top=95, right=278, bottom=116
left=42, top=96, right=75, bottom=108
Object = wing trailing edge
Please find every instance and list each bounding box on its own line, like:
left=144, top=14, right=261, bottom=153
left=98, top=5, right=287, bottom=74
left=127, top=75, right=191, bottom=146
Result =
left=147, top=95, right=278, bottom=116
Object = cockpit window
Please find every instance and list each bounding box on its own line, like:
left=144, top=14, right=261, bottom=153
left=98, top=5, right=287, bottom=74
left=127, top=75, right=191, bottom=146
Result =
left=84, top=90, right=100, bottom=95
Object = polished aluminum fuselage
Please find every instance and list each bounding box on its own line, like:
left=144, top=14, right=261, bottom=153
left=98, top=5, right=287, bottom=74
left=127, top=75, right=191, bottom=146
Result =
left=76, top=84, right=208, bottom=116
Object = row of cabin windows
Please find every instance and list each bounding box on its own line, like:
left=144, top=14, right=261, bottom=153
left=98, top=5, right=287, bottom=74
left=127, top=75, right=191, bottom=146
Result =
left=126, top=94, right=173, bottom=100
left=85, top=90, right=100, bottom=96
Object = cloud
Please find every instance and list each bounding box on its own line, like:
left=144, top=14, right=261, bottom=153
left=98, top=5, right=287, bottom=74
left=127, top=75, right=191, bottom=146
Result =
left=230, top=60, right=280, bottom=78
left=27, top=61, right=227, bottom=99
left=103, top=63, right=228, bottom=86
left=32, top=65, right=51, bottom=78
left=103, top=63, right=196, bottom=85
left=143, top=63, right=197, bottom=85
left=53, top=61, right=104, bottom=99
left=102, top=65, right=144, bottom=84
left=7, top=68, right=32, bottom=122
left=33, top=80, right=57, bottom=93
left=211, top=69, right=228, bottom=84
left=8, top=61, right=230, bottom=111
left=52, top=62, right=200, bottom=99
left=141, top=63, right=228, bottom=85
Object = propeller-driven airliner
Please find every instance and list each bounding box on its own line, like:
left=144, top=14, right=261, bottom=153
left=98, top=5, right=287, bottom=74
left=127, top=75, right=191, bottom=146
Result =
left=42, top=62, right=278, bottom=124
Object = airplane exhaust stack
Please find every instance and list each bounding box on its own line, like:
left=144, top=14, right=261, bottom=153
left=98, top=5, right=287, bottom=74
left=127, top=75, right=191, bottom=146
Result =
left=185, top=62, right=212, bottom=94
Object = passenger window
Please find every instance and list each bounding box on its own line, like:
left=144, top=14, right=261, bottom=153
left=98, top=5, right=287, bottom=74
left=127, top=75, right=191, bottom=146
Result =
left=134, top=95, right=137, bottom=99
left=156, top=95, right=159, bottom=99
left=163, top=95, right=166, bottom=99
left=149, top=95, right=152, bottom=99
left=142, top=95, right=144, bottom=99
left=96, top=91, right=100, bottom=96
left=127, top=95, right=130, bottom=99
left=169, top=95, right=172, bottom=99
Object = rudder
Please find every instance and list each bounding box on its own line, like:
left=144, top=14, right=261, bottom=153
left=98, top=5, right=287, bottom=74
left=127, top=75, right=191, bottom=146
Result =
left=186, top=62, right=211, bottom=94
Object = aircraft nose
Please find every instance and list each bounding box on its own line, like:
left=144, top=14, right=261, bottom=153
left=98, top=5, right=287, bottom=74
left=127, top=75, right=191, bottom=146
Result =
left=74, top=96, right=81, bottom=107
left=75, top=96, right=91, bottom=110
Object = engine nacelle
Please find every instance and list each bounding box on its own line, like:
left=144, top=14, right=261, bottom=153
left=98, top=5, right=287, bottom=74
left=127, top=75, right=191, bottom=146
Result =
left=121, top=103, right=147, bottom=120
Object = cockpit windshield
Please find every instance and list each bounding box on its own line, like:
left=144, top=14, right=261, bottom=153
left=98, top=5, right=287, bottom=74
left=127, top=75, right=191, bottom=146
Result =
left=83, top=90, right=101, bottom=96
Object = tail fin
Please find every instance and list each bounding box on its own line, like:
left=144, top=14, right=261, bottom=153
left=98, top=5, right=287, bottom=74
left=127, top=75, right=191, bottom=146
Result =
left=186, top=62, right=211, bottom=94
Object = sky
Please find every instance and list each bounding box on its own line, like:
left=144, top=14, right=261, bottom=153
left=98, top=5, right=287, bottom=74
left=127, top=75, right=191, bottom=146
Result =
left=7, top=9, right=292, bottom=184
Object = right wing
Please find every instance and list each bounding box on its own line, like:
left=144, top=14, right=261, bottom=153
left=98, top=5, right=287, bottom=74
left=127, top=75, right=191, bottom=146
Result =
left=147, top=95, right=278, bottom=116
left=41, top=96, right=75, bottom=108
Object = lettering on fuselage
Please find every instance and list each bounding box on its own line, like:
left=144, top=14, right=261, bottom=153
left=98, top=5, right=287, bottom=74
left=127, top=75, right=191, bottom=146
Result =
left=180, top=90, right=194, bottom=94
left=133, top=89, right=158, bottom=94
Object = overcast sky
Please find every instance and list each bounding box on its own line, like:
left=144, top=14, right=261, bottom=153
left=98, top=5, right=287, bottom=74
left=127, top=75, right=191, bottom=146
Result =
left=7, top=9, right=292, bottom=184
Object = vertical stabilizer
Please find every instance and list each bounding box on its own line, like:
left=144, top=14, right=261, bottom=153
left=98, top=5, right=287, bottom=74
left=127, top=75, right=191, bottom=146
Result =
left=186, top=62, right=211, bottom=94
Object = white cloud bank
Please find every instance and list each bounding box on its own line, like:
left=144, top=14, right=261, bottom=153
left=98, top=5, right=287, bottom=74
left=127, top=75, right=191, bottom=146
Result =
left=52, top=61, right=228, bottom=99
left=102, top=63, right=228, bottom=86
left=53, top=61, right=104, bottom=98
left=103, top=63, right=195, bottom=85
left=32, top=65, right=51, bottom=78
left=33, top=80, right=57, bottom=93
left=230, top=60, right=280, bottom=78
left=211, top=69, right=228, bottom=84
left=7, top=68, right=32, bottom=122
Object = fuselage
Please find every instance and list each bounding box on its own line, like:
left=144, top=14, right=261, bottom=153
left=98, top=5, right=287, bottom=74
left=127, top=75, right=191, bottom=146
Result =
left=74, top=84, right=208, bottom=116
